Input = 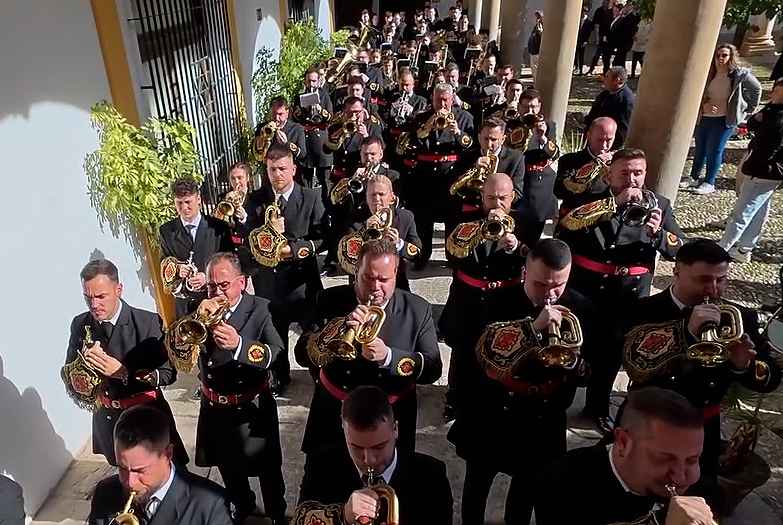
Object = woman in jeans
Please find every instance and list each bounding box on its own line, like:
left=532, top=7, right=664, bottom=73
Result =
left=682, top=44, right=761, bottom=195
left=719, top=79, right=783, bottom=262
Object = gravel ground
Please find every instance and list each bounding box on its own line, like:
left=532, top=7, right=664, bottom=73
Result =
left=566, top=58, right=783, bottom=518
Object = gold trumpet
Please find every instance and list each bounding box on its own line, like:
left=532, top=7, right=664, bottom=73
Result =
left=326, top=42, right=359, bottom=84
left=254, top=121, right=279, bottom=160
left=330, top=162, right=382, bottom=205
left=337, top=207, right=394, bottom=274
left=212, top=189, right=246, bottom=225
left=450, top=151, right=498, bottom=199
left=362, top=468, right=399, bottom=525
left=434, top=109, right=455, bottom=130
left=481, top=211, right=515, bottom=241
left=248, top=204, right=288, bottom=268
left=316, top=295, right=387, bottom=361
left=535, top=298, right=583, bottom=369
left=113, top=491, right=139, bottom=525
left=165, top=297, right=231, bottom=372
left=61, top=326, right=103, bottom=411
left=160, top=251, right=201, bottom=299
left=686, top=297, right=744, bottom=367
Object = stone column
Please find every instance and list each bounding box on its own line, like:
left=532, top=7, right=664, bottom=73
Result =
left=535, top=0, right=582, bottom=143
left=486, top=0, right=502, bottom=42
left=500, top=0, right=525, bottom=70
left=741, top=13, right=778, bottom=56
left=625, top=0, right=728, bottom=202
left=469, top=0, right=483, bottom=29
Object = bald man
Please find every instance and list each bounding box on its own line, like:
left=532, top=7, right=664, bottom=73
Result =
left=440, top=173, right=526, bottom=420
left=555, top=116, right=618, bottom=214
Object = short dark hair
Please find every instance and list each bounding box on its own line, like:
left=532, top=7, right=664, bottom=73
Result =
left=520, top=87, right=541, bottom=101
left=675, top=238, right=731, bottom=266
left=611, top=148, right=646, bottom=164
left=361, top=135, right=386, bottom=149
left=80, top=259, right=119, bottom=283
left=229, top=161, right=251, bottom=178
left=265, top=143, right=293, bottom=162
left=343, top=96, right=365, bottom=109
left=347, top=76, right=365, bottom=89
left=341, top=385, right=394, bottom=430
left=620, top=387, right=703, bottom=432
left=607, top=66, right=628, bottom=83
left=114, top=405, right=171, bottom=454
left=481, top=117, right=507, bottom=133
left=358, top=238, right=399, bottom=265
left=527, top=239, right=572, bottom=270
left=506, top=78, right=524, bottom=90
left=270, top=96, right=289, bottom=110
left=171, top=178, right=201, bottom=197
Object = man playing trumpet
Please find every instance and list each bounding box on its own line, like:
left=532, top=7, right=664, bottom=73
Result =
left=295, top=239, right=442, bottom=459
left=254, top=97, right=307, bottom=165
left=187, top=252, right=288, bottom=525
left=621, top=240, right=781, bottom=501
left=448, top=239, right=595, bottom=524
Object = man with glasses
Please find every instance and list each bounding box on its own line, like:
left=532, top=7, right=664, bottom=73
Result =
left=193, top=252, right=287, bottom=525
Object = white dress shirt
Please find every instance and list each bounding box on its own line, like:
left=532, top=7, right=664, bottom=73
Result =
left=145, top=462, right=176, bottom=518
left=274, top=183, right=295, bottom=206
left=181, top=213, right=202, bottom=241
left=357, top=448, right=398, bottom=485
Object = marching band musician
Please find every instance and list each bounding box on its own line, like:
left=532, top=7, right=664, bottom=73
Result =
left=384, top=69, right=427, bottom=148
left=450, top=239, right=595, bottom=525
left=554, top=116, right=617, bottom=214
left=621, top=240, right=781, bottom=496
left=325, top=95, right=384, bottom=184
left=294, top=238, right=442, bottom=457
left=159, top=178, right=232, bottom=318
left=254, top=97, right=307, bottom=166
left=444, top=62, right=473, bottom=111
left=292, top=67, right=334, bottom=194
left=485, top=78, right=525, bottom=123
left=555, top=148, right=686, bottom=433
left=188, top=252, right=287, bottom=525
left=535, top=387, right=716, bottom=525
left=246, top=144, right=327, bottom=395
left=296, top=386, right=453, bottom=525
left=341, top=174, right=422, bottom=290
left=65, top=259, right=188, bottom=467
left=398, top=82, right=475, bottom=267
left=88, top=406, right=233, bottom=525
left=214, top=162, right=254, bottom=275
left=452, top=118, right=525, bottom=214
left=440, top=173, right=526, bottom=419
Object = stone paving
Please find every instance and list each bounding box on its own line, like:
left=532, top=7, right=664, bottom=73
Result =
left=32, top=58, right=783, bottom=523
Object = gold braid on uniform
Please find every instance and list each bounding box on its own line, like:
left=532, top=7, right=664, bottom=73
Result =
left=564, top=160, right=608, bottom=193
left=559, top=197, right=617, bottom=231
left=475, top=319, right=541, bottom=383
left=446, top=220, right=484, bottom=258
left=291, top=501, right=344, bottom=525
left=623, top=320, right=688, bottom=384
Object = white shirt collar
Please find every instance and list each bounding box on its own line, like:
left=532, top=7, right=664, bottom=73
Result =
left=148, top=462, right=175, bottom=513
left=357, top=448, right=398, bottom=485
left=102, top=301, right=123, bottom=326
left=607, top=444, right=640, bottom=495
left=181, top=213, right=202, bottom=230
left=274, top=183, right=295, bottom=202
left=669, top=287, right=689, bottom=311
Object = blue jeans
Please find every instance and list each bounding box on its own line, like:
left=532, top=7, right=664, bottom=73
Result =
left=690, top=116, right=735, bottom=185
left=719, top=176, right=779, bottom=251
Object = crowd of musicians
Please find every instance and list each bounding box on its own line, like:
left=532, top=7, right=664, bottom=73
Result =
left=59, top=7, right=783, bottom=525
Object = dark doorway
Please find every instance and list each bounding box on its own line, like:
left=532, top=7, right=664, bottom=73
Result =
left=334, top=2, right=368, bottom=29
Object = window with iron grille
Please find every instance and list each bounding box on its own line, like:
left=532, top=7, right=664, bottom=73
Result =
left=129, top=0, right=242, bottom=210
left=289, top=0, right=315, bottom=23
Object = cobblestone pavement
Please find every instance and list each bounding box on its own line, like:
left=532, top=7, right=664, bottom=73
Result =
left=33, top=61, right=782, bottom=524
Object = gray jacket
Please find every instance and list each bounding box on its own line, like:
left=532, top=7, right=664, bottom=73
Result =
left=701, top=67, right=761, bottom=128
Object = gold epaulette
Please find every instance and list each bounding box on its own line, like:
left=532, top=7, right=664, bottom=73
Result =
left=475, top=319, right=540, bottom=383
left=396, top=132, right=411, bottom=156
left=446, top=220, right=483, bottom=258
left=337, top=232, right=364, bottom=274
left=563, top=161, right=607, bottom=193
left=623, top=320, right=686, bottom=384
left=558, top=197, right=616, bottom=231
left=292, top=501, right=344, bottom=525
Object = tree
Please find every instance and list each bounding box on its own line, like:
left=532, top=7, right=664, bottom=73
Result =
left=633, top=0, right=782, bottom=28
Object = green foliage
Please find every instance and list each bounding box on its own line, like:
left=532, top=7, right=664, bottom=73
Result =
left=84, top=101, right=203, bottom=240
left=630, top=0, right=782, bottom=25
left=251, top=18, right=348, bottom=121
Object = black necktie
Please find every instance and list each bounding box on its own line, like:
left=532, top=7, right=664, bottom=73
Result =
left=185, top=224, right=196, bottom=240
left=277, top=194, right=287, bottom=211
left=101, top=321, right=114, bottom=341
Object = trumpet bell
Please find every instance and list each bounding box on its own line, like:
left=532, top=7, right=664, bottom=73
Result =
left=344, top=120, right=357, bottom=134
left=176, top=318, right=209, bottom=346
left=318, top=318, right=359, bottom=361
left=348, top=177, right=364, bottom=194
left=355, top=305, right=386, bottom=344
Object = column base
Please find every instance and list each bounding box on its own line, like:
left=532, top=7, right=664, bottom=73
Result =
left=740, top=37, right=776, bottom=56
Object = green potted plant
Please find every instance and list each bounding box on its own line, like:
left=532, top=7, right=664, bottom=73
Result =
left=84, top=101, right=203, bottom=324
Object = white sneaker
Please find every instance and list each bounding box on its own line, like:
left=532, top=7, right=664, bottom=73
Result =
left=693, top=182, right=715, bottom=195
left=729, top=248, right=752, bottom=263
left=679, top=178, right=700, bottom=189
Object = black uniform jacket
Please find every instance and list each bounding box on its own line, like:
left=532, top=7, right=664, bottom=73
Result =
left=401, top=107, right=475, bottom=178
left=297, top=449, right=454, bottom=525
left=88, top=469, right=233, bottom=525
left=195, top=293, right=285, bottom=468
left=584, top=85, right=636, bottom=146
left=293, top=87, right=335, bottom=168
left=66, top=302, right=185, bottom=465
left=622, top=287, right=782, bottom=408
left=554, top=148, right=611, bottom=213
left=255, top=119, right=308, bottom=164
left=456, top=145, right=526, bottom=204
left=325, top=119, right=385, bottom=176
left=245, top=183, right=326, bottom=303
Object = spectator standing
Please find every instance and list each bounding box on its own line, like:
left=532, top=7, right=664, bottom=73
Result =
left=584, top=66, right=636, bottom=147
left=527, top=11, right=544, bottom=82
left=681, top=43, right=761, bottom=195
left=574, top=5, right=594, bottom=75
left=629, top=18, right=651, bottom=79
left=587, top=0, right=616, bottom=76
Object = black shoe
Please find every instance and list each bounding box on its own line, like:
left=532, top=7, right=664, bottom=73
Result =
left=269, top=373, right=291, bottom=397
left=443, top=402, right=456, bottom=422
